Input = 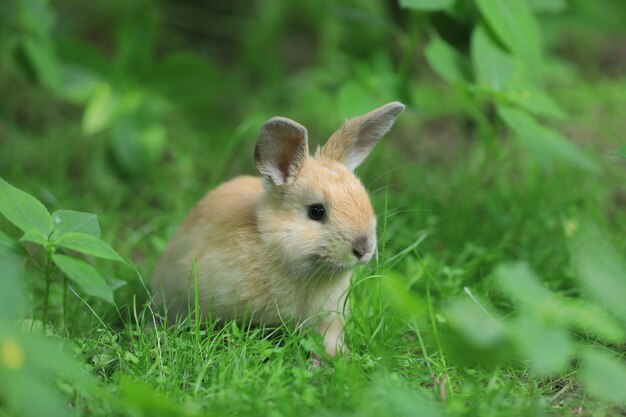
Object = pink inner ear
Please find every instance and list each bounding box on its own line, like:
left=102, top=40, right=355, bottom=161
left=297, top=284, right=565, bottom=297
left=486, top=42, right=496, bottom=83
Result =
left=277, top=158, right=290, bottom=182
left=275, top=136, right=306, bottom=181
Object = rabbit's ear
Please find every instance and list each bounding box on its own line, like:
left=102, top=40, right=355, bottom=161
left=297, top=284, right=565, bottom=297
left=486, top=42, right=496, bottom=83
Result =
left=255, top=117, right=309, bottom=186
left=320, top=102, right=404, bottom=171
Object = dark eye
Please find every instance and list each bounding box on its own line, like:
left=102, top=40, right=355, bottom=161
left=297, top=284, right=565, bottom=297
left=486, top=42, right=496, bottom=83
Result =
left=308, top=203, right=326, bottom=221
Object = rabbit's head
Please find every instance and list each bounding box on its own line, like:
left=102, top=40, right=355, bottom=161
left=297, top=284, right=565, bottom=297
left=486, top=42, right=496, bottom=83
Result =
left=254, top=102, right=404, bottom=275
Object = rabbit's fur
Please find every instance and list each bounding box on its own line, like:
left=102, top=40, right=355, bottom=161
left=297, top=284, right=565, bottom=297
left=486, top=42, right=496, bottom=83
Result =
left=152, top=102, right=404, bottom=356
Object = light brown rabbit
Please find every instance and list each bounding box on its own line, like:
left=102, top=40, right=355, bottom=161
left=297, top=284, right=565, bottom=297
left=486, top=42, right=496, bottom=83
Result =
left=152, top=102, right=405, bottom=356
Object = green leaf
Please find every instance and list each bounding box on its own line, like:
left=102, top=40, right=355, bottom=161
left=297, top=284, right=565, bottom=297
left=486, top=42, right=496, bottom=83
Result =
left=495, top=262, right=624, bottom=343
left=20, top=37, right=62, bottom=92
left=556, top=299, right=625, bottom=344
left=566, top=219, right=626, bottom=324
left=20, top=229, right=48, bottom=246
left=398, top=0, right=456, bottom=11
left=476, top=0, right=542, bottom=77
left=504, top=82, right=565, bottom=119
left=51, top=254, right=114, bottom=304
left=366, top=378, right=446, bottom=417
left=16, top=0, right=55, bottom=37
left=446, top=298, right=505, bottom=348
left=24, top=336, right=98, bottom=389
left=526, top=0, right=567, bottom=13
left=579, top=348, right=626, bottom=404
left=425, top=37, right=472, bottom=84
left=610, top=145, right=626, bottom=159
left=383, top=274, right=427, bottom=319
left=82, top=83, right=117, bottom=135
left=509, top=317, right=572, bottom=375
left=498, top=106, right=600, bottom=174
left=2, top=371, right=75, bottom=417
left=111, top=115, right=167, bottom=177
left=0, top=230, right=27, bottom=257
left=471, top=25, right=515, bottom=91
left=52, top=210, right=100, bottom=238
left=0, top=177, right=53, bottom=235
left=0, top=250, right=27, bottom=318
left=119, top=378, right=190, bottom=416
left=59, top=65, right=100, bottom=104
left=115, top=11, right=156, bottom=74
left=56, top=232, right=125, bottom=263
left=494, top=263, right=551, bottom=309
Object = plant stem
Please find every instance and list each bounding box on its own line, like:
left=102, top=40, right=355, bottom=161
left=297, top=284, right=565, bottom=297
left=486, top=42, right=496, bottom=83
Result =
left=62, top=275, right=68, bottom=331
left=42, top=252, right=53, bottom=329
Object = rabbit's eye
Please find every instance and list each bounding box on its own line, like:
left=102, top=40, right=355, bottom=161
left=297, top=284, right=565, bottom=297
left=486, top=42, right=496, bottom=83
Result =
left=308, top=204, right=326, bottom=221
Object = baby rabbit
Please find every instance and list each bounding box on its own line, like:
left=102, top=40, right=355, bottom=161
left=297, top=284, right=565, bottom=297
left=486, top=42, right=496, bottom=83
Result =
left=152, top=102, right=404, bottom=356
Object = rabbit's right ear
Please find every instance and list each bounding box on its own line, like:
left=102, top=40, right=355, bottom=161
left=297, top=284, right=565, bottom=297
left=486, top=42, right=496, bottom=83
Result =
left=254, top=117, right=309, bottom=186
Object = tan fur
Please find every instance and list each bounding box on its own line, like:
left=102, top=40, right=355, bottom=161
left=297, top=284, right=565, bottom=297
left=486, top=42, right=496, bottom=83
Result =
left=152, top=102, right=404, bottom=356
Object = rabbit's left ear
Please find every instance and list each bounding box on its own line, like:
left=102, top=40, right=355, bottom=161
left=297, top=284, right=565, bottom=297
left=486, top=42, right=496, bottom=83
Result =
left=255, top=117, right=309, bottom=186
left=320, top=102, right=404, bottom=171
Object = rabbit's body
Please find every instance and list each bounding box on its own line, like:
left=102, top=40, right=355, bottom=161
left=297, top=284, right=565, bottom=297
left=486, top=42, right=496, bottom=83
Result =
left=152, top=102, right=404, bottom=356
left=153, top=174, right=351, bottom=326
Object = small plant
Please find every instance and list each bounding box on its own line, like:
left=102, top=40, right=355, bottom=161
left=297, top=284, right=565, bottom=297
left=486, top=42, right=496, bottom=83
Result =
left=402, top=0, right=599, bottom=173
left=0, top=177, right=126, bottom=326
left=404, top=218, right=626, bottom=407
left=0, top=207, right=99, bottom=417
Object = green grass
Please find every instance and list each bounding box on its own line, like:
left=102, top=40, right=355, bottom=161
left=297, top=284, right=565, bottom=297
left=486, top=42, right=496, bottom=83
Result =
left=2, top=14, right=626, bottom=417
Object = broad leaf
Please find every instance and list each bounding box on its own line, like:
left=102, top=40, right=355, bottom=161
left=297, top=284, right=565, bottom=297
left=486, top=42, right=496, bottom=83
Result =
left=566, top=219, right=626, bottom=324
left=59, top=65, right=100, bottom=104
left=52, top=210, right=100, bottom=238
left=51, top=254, right=114, bottom=304
left=495, top=263, right=624, bottom=343
left=20, top=37, right=62, bottom=92
left=0, top=250, right=27, bottom=318
left=20, top=229, right=48, bottom=246
left=471, top=25, right=515, bottom=91
left=504, top=82, right=565, bottom=119
left=556, top=299, right=625, bottom=344
left=384, top=274, right=427, bottom=319
left=399, top=0, right=456, bottom=11
left=24, top=336, right=98, bottom=389
left=82, top=83, right=117, bottom=135
left=494, top=263, right=551, bottom=309
left=16, top=0, right=55, bottom=37
left=510, top=317, right=572, bottom=375
left=56, top=232, right=125, bottom=263
left=446, top=298, right=505, bottom=347
left=425, top=37, right=472, bottom=84
left=2, top=370, right=75, bottom=417
left=0, top=230, right=27, bottom=257
left=476, top=0, right=541, bottom=77
left=526, top=0, right=567, bottom=13
left=0, top=178, right=53, bottom=235
left=111, top=114, right=167, bottom=177
left=579, top=348, right=626, bottom=404
left=498, top=106, right=599, bottom=174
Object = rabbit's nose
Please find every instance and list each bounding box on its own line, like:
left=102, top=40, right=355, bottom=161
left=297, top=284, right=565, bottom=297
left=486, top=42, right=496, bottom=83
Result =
left=352, top=236, right=371, bottom=261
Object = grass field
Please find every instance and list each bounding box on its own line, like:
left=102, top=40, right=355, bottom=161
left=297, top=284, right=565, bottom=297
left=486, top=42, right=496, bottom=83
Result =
left=1, top=2, right=626, bottom=416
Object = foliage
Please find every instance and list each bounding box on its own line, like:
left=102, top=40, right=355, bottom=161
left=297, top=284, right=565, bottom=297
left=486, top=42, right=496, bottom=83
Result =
left=1, top=0, right=625, bottom=416
left=0, top=177, right=125, bottom=322
left=405, top=0, right=598, bottom=173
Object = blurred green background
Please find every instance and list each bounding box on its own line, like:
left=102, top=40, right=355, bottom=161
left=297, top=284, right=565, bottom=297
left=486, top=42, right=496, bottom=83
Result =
left=1, top=0, right=626, bottom=416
